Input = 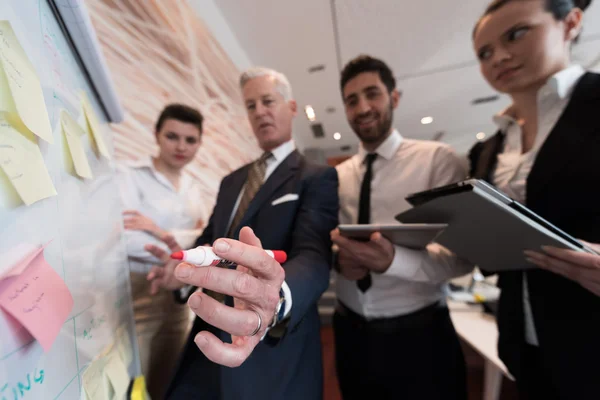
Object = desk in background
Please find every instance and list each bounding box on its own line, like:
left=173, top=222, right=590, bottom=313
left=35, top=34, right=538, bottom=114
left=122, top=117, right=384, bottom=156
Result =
left=448, top=300, right=514, bottom=400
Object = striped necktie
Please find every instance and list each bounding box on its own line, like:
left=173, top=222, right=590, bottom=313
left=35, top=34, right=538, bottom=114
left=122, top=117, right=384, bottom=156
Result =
left=206, top=152, right=273, bottom=303
left=227, top=151, right=273, bottom=238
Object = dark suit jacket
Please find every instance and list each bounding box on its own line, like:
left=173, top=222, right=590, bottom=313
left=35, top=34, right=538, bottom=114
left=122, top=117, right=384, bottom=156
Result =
left=170, top=150, right=339, bottom=400
left=469, top=72, right=600, bottom=397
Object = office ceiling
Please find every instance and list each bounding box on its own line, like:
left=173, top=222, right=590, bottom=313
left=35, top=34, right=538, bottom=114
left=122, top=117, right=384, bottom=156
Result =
left=213, top=0, right=600, bottom=156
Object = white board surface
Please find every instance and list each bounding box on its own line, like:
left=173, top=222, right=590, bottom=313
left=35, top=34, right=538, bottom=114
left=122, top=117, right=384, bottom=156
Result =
left=0, top=1, right=140, bottom=399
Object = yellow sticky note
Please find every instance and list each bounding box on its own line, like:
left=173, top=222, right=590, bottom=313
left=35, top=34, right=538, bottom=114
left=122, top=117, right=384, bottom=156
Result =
left=60, top=110, right=93, bottom=179
left=81, top=91, right=111, bottom=160
left=0, top=21, right=53, bottom=143
left=116, top=325, right=133, bottom=367
left=130, top=376, right=148, bottom=400
left=0, top=114, right=56, bottom=205
left=105, top=353, right=130, bottom=400
left=82, top=358, right=108, bottom=400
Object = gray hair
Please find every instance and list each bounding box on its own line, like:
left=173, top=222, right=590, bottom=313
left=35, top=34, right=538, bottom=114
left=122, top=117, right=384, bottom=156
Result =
left=239, top=67, right=293, bottom=101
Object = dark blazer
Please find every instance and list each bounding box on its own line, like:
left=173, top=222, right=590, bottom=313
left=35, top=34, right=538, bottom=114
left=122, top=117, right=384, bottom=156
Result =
left=469, top=72, right=600, bottom=398
left=169, top=150, right=339, bottom=400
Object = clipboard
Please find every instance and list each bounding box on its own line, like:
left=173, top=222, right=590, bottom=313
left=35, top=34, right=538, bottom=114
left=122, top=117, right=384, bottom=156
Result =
left=338, top=223, right=448, bottom=249
left=395, top=179, right=598, bottom=272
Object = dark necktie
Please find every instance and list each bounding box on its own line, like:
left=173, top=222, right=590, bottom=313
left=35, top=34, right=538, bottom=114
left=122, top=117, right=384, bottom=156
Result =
left=356, top=153, right=378, bottom=292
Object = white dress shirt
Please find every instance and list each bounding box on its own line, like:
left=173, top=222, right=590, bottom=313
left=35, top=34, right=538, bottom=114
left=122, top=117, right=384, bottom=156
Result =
left=335, top=130, right=473, bottom=318
left=117, top=157, right=204, bottom=273
left=491, top=64, right=585, bottom=346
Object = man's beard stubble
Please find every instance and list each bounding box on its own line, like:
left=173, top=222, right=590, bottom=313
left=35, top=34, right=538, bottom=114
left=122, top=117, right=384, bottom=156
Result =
left=352, top=102, right=394, bottom=145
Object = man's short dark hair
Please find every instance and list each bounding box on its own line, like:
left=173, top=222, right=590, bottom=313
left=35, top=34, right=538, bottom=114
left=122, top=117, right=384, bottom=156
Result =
left=340, top=55, right=396, bottom=94
left=155, top=104, right=204, bottom=134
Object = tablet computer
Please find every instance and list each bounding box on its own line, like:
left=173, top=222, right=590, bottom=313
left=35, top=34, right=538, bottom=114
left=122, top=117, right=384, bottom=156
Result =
left=396, top=179, right=599, bottom=272
left=338, top=223, right=448, bottom=249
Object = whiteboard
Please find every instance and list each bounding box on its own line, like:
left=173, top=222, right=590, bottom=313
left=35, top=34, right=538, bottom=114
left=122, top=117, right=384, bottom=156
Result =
left=49, top=0, right=124, bottom=123
left=0, top=1, right=140, bottom=399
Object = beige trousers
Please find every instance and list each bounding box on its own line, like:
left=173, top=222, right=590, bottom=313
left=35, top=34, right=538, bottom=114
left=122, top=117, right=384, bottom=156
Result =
left=130, top=272, right=193, bottom=400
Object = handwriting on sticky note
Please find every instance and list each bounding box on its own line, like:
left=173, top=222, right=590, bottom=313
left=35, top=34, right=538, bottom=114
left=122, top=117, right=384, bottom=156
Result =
left=81, top=92, right=111, bottom=160
left=60, top=109, right=93, bottom=179
left=0, top=116, right=56, bottom=206
left=0, top=21, right=53, bottom=143
left=0, top=245, right=73, bottom=352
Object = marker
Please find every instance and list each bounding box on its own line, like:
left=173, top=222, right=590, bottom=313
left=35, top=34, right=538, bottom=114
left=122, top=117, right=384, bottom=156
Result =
left=170, top=246, right=287, bottom=267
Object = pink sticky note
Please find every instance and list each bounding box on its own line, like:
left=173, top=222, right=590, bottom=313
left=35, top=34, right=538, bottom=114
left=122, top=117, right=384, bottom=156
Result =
left=0, top=246, right=74, bottom=351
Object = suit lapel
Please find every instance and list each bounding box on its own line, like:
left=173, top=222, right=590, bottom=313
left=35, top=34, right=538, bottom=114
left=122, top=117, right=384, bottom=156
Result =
left=527, top=73, right=600, bottom=200
left=217, top=167, right=248, bottom=237
left=236, top=150, right=302, bottom=231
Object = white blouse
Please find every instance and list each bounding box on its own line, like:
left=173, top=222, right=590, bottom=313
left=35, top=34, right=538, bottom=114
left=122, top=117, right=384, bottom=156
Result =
left=117, top=157, right=204, bottom=273
left=491, top=65, right=585, bottom=346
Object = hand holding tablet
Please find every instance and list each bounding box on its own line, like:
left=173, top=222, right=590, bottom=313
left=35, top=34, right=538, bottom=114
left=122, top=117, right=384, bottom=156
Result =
left=337, top=223, right=448, bottom=249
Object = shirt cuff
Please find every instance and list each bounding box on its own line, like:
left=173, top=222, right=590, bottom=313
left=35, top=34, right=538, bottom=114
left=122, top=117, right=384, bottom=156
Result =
left=280, top=280, right=292, bottom=319
left=178, top=285, right=195, bottom=300
left=261, top=280, right=291, bottom=340
left=381, top=245, right=425, bottom=280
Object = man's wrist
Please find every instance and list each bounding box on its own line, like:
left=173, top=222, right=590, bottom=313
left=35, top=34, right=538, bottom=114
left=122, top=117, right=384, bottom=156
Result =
left=269, top=288, right=286, bottom=328
left=268, top=281, right=292, bottom=328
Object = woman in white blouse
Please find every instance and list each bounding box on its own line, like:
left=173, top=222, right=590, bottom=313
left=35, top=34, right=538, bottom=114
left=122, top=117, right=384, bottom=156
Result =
left=117, top=104, right=204, bottom=400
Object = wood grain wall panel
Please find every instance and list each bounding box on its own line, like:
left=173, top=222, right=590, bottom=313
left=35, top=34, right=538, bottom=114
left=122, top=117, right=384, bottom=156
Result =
left=87, top=0, right=259, bottom=225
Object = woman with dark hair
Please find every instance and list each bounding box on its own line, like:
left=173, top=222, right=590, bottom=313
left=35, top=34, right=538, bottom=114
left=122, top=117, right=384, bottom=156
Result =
left=117, top=103, right=205, bottom=400
left=468, top=0, right=599, bottom=398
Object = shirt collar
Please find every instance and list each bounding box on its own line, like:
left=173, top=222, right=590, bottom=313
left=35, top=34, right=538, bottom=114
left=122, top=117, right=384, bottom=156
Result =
left=267, top=139, right=296, bottom=163
left=126, top=156, right=184, bottom=192
left=358, top=129, right=403, bottom=162
left=126, top=156, right=155, bottom=170
left=546, top=64, right=585, bottom=99
left=492, top=65, right=585, bottom=131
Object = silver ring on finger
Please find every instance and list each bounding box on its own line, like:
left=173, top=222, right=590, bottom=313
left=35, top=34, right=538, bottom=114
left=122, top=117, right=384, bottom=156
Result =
left=249, top=309, right=262, bottom=337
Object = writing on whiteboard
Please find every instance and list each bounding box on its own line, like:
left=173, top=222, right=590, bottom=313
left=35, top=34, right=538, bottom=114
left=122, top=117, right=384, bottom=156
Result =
left=0, top=369, right=44, bottom=400
left=82, top=315, right=107, bottom=340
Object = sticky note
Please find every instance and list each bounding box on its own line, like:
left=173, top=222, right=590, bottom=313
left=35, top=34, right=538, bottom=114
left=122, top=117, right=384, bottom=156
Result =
left=0, top=242, right=41, bottom=280
left=105, top=353, right=130, bottom=400
left=81, top=91, right=111, bottom=160
left=0, top=114, right=56, bottom=205
left=0, top=21, right=53, bottom=143
left=82, top=358, right=107, bottom=400
left=130, top=376, right=148, bottom=400
left=0, top=245, right=74, bottom=351
left=116, top=325, right=133, bottom=367
left=60, top=110, right=93, bottom=179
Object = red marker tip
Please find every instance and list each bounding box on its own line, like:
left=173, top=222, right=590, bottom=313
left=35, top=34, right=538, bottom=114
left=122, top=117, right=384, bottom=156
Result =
left=272, top=250, right=287, bottom=264
left=171, top=251, right=184, bottom=260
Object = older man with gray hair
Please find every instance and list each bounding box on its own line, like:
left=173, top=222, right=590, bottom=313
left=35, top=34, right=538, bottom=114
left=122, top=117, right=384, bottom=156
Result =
left=147, top=66, right=339, bottom=400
